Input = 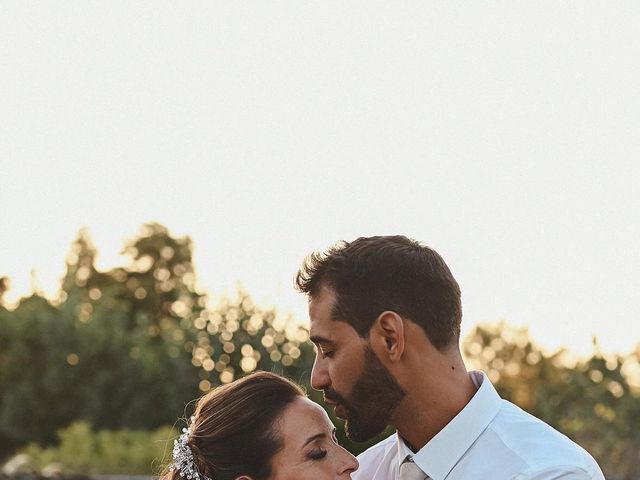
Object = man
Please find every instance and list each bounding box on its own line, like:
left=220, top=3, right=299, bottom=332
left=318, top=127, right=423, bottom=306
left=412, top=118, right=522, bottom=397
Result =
left=296, top=236, right=604, bottom=480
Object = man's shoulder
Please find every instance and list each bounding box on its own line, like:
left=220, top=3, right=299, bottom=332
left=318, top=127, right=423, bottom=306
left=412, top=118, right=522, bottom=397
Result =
left=492, top=400, right=585, bottom=452
left=486, top=400, right=603, bottom=477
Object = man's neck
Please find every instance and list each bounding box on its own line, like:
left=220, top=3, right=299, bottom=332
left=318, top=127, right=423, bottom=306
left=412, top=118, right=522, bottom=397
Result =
left=393, top=363, right=477, bottom=450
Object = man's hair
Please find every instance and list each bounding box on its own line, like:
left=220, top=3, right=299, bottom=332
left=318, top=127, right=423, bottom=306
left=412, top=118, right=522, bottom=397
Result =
left=295, top=235, right=462, bottom=350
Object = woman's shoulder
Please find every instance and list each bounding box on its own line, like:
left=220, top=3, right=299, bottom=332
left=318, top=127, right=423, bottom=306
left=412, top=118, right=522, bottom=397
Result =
left=354, top=433, right=399, bottom=478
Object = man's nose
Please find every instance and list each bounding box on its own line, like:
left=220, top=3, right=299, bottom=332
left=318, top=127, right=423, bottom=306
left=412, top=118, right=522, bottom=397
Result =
left=310, top=353, right=330, bottom=390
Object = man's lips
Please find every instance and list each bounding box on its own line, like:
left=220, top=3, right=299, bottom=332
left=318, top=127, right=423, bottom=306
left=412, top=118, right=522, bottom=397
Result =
left=334, top=404, right=347, bottom=419
left=324, top=397, right=347, bottom=418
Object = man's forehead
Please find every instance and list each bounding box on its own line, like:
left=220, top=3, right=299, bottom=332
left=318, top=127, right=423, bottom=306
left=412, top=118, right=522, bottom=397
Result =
left=309, top=284, right=335, bottom=305
left=307, top=285, right=360, bottom=343
left=308, top=315, right=337, bottom=343
left=308, top=285, right=337, bottom=319
left=309, top=313, right=358, bottom=347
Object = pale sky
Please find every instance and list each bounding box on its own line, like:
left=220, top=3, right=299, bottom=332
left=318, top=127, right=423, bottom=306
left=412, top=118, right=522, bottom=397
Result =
left=1, top=2, right=638, bottom=357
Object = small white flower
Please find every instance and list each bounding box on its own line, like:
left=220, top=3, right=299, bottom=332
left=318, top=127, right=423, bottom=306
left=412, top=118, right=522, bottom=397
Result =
left=172, top=416, right=214, bottom=480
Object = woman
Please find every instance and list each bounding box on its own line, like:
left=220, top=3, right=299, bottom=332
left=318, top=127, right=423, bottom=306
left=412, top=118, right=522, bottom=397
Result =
left=163, top=371, right=358, bottom=480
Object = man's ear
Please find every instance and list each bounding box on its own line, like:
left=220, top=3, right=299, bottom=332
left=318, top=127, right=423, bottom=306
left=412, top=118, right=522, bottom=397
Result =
left=371, top=311, right=405, bottom=362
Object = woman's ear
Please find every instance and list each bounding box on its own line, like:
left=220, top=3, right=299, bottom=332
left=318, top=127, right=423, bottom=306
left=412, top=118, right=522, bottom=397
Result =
left=371, top=310, right=405, bottom=362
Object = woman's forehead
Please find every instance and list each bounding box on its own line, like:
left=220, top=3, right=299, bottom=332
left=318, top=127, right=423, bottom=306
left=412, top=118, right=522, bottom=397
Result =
left=280, top=397, right=332, bottom=434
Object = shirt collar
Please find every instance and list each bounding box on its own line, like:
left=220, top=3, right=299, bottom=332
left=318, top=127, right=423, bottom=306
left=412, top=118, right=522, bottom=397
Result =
left=396, top=371, right=502, bottom=480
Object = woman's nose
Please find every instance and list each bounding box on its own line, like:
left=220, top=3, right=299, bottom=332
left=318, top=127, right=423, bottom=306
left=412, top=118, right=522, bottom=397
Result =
left=339, top=447, right=359, bottom=476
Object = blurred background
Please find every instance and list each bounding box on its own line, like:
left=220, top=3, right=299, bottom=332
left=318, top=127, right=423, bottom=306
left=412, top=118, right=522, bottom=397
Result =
left=1, top=2, right=639, bottom=479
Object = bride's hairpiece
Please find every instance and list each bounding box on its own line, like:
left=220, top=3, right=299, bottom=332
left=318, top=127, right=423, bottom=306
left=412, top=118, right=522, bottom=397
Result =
left=172, top=415, right=214, bottom=480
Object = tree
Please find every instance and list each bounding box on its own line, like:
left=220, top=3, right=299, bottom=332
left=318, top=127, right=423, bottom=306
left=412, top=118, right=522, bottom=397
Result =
left=187, top=287, right=313, bottom=389
left=0, top=224, right=206, bottom=458
left=0, top=277, right=8, bottom=307
left=57, top=224, right=205, bottom=430
left=0, top=294, right=73, bottom=450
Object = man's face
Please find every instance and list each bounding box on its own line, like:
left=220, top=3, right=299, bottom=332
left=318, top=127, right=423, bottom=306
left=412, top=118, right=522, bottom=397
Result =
left=309, top=286, right=406, bottom=442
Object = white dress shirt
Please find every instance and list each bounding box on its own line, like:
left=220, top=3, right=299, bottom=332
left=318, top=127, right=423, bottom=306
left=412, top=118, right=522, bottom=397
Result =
left=354, top=371, right=605, bottom=480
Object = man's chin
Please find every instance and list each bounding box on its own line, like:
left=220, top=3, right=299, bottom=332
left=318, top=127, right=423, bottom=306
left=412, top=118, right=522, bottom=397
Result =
left=344, top=417, right=387, bottom=443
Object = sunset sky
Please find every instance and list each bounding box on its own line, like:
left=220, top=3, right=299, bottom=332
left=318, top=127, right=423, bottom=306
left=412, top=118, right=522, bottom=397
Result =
left=1, top=1, right=638, bottom=357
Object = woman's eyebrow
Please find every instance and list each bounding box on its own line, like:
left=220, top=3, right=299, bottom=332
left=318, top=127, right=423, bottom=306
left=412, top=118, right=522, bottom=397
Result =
left=303, top=432, right=326, bottom=447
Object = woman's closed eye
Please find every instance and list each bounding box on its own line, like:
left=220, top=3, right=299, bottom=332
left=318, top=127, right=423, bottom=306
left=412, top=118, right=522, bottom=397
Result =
left=307, top=447, right=327, bottom=460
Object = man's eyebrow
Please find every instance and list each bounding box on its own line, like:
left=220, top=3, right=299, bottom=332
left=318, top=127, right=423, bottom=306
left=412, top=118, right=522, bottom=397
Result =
left=303, top=432, right=326, bottom=447
left=309, top=335, right=335, bottom=346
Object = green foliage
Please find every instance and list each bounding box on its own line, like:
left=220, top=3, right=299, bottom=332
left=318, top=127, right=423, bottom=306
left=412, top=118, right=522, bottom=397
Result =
left=187, top=288, right=314, bottom=389
left=0, top=223, right=320, bottom=464
left=18, top=422, right=175, bottom=475
left=0, top=277, right=8, bottom=306
left=0, top=294, right=74, bottom=449
left=0, top=224, right=203, bottom=456
left=463, top=322, right=640, bottom=480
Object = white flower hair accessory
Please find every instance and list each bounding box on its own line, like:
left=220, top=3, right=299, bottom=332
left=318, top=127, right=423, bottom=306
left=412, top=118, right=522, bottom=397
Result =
left=171, top=415, right=214, bottom=480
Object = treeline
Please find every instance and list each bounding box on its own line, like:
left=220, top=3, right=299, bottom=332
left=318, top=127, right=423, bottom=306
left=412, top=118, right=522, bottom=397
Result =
left=0, top=224, right=312, bottom=456
left=0, top=224, right=638, bottom=479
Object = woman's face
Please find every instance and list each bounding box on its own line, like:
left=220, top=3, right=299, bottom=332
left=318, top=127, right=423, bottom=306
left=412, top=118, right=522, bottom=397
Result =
left=269, top=397, right=359, bottom=479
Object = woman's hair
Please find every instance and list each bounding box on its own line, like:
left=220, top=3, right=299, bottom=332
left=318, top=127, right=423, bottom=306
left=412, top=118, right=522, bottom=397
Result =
left=162, top=371, right=305, bottom=480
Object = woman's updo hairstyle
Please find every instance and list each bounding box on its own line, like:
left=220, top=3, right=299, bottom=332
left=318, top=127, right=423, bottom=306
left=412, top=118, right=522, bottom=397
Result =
left=163, top=371, right=304, bottom=480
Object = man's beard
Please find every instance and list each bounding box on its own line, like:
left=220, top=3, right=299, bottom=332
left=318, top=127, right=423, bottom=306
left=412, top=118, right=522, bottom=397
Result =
left=324, top=346, right=406, bottom=442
